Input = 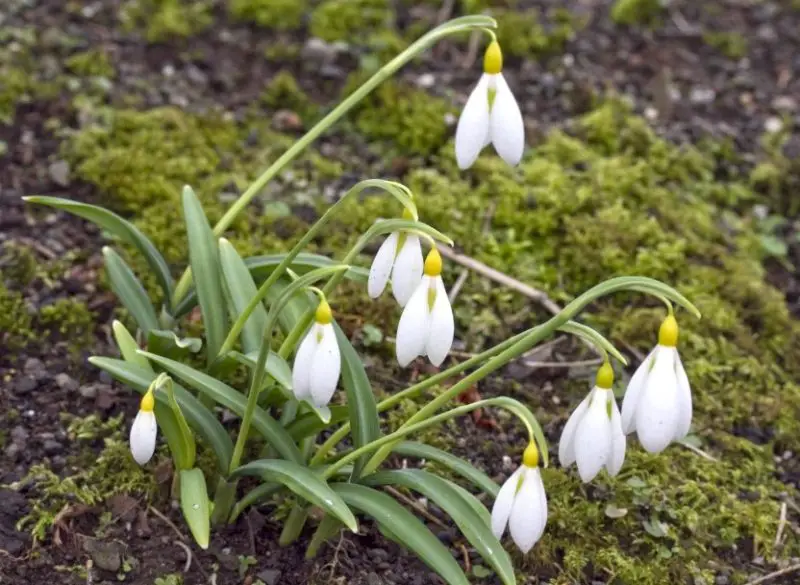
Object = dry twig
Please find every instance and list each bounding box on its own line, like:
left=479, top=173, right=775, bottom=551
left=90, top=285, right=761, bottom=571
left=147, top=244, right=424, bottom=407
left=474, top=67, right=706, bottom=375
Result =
left=384, top=486, right=449, bottom=530
left=148, top=505, right=186, bottom=541
left=174, top=540, right=193, bottom=573
left=746, top=562, right=800, bottom=585
left=774, top=502, right=788, bottom=549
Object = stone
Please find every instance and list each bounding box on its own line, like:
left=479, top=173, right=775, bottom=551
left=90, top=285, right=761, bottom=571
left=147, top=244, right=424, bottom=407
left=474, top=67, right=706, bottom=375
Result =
left=48, top=160, right=71, bottom=187
left=55, top=373, right=78, bottom=392
left=257, top=569, right=281, bottom=585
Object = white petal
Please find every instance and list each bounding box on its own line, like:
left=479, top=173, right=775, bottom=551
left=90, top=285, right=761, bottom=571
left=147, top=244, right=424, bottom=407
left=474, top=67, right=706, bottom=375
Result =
left=489, top=73, right=525, bottom=167
left=455, top=74, right=491, bottom=169
left=130, top=410, right=157, bottom=465
left=621, top=346, right=657, bottom=433
left=558, top=392, right=591, bottom=468
left=635, top=349, right=680, bottom=453
left=491, top=467, right=522, bottom=539
left=425, top=277, right=454, bottom=367
left=574, top=388, right=613, bottom=483
left=391, top=234, right=423, bottom=307
left=308, top=323, right=341, bottom=408
left=508, top=468, right=547, bottom=553
left=395, top=277, right=431, bottom=366
left=368, top=233, right=398, bottom=299
left=607, top=397, right=627, bottom=477
left=672, top=349, right=693, bottom=440
left=291, top=326, right=318, bottom=401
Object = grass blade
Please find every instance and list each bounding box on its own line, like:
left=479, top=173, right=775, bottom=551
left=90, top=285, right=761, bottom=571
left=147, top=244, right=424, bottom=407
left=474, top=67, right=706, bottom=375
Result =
left=103, top=247, right=159, bottom=334
left=219, top=238, right=269, bottom=355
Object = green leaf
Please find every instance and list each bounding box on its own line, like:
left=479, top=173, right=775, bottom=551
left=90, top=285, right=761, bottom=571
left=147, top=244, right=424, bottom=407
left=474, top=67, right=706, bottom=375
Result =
left=147, top=329, right=202, bottom=361
left=391, top=441, right=500, bottom=498
left=103, top=247, right=159, bottom=334
left=139, top=351, right=303, bottom=463
left=179, top=468, right=210, bottom=549
left=285, top=406, right=349, bottom=442
left=332, top=483, right=469, bottom=585
left=111, top=320, right=150, bottom=370
left=334, top=323, right=379, bottom=479
left=443, top=478, right=492, bottom=528
left=24, top=196, right=174, bottom=310
left=362, top=470, right=513, bottom=585
left=229, top=349, right=293, bottom=392
left=182, top=186, right=227, bottom=366
left=219, top=239, right=269, bottom=355
left=231, top=460, right=357, bottom=532
left=229, top=482, right=282, bottom=523
left=88, top=357, right=233, bottom=471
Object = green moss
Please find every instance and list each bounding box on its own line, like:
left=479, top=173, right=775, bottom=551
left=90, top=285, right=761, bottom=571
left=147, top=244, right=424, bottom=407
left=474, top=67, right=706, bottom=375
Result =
left=309, top=0, right=393, bottom=43
left=1, top=242, right=38, bottom=287
left=0, top=283, right=33, bottom=350
left=121, top=0, right=213, bottom=43
left=703, top=31, right=749, bottom=59
left=261, top=70, right=318, bottom=121
left=65, top=49, right=114, bottom=78
left=229, top=0, right=307, bottom=31
left=37, top=298, right=95, bottom=347
left=494, top=8, right=585, bottom=58
left=0, top=66, right=56, bottom=125
left=610, top=0, right=664, bottom=26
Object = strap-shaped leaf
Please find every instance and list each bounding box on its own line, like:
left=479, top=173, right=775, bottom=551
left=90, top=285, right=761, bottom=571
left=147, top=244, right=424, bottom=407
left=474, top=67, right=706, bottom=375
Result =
left=219, top=238, right=269, bottom=355
left=332, top=483, right=469, bottom=585
left=285, top=406, right=349, bottom=441
left=230, top=482, right=281, bottom=523
left=180, top=468, right=210, bottom=549
left=24, top=196, right=173, bottom=310
left=147, top=329, right=202, bottom=361
left=392, top=441, right=500, bottom=498
left=139, top=351, right=303, bottom=463
left=334, top=323, right=379, bottom=479
left=443, top=478, right=492, bottom=528
left=89, top=357, right=233, bottom=471
left=103, top=247, right=159, bottom=334
left=182, top=186, right=227, bottom=365
left=363, top=470, right=514, bottom=585
left=229, top=349, right=292, bottom=392
left=231, top=460, right=357, bottom=532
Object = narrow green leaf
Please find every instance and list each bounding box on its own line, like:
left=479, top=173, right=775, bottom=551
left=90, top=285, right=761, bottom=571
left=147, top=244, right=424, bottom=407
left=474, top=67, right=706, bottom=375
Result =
left=219, top=239, right=269, bottom=355
left=231, top=460, right=357, bottom=532
left=112, top=320, right=150, bottom=370
left=334, top=323, right=379, bottom=479
left=391, top=441, right=500, bottom=498
left=89, top=357, right=233, bottom=471
left=332, top=483, right=469, bottom=585
left=182, top=186, right=227, bottom=365
left=147, top=329, right=202, bottom=361
left=139, top=351, right=303, bottom=463
left=103, top=247, right=159, bottom=334
left=179, top=468, right=210, bottom=549
left=230, top=349, right=292, bottom=392
left=285, top=406, right=349, bottom=441
left=443, top=479, right=492, bottom=528
left=362, top=470, right=514, bottom=585
left=229, top=482, right=281, bottom=523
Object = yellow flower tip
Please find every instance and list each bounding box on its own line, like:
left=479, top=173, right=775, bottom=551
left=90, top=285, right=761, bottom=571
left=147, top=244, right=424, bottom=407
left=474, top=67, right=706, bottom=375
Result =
left=483, top=40, right=503, bottom=74
left=522, top=442, right=540, bottom=468
left=658, top=314, right=679, bottom=347
left=315, top=299, right=333, bottom=324
left=423, top=248, right=442, bottom=277
left=140, top=390, right=155, bottom=412
left=595, top=361, right=614, bottom=389
left=401, top=207, right=415, bottom=221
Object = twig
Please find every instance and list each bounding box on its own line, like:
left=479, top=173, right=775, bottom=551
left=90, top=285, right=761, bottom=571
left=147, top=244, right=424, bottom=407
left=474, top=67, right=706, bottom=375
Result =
left=449, top=202, right=495, bottom=303
left=384, top=486, right=449, bottom=530
left=460, top=543, right=471, bottom=573
left=174, top=540, right=193, bottom=573
left=448, top=269, right=470, bottom=303
left=679, top=440, right=718, bottom=462
left=774, top=502, right=788, bottom=550
left=522, top=357, right=604, bottom=369
left=436, top=0, right=455, bottom=25
left=462, top=29, right=481, bottom=69
left=148, top=505, right=186, bottom=542
left=746, top=562, right=800, bottom=585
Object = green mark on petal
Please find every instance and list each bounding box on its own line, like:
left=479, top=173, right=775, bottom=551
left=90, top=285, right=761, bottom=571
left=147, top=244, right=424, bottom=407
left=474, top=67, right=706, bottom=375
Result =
left=395, top=232, right=408, bottom=261
left=427, top=282, right=436, bottom=312
left=487, top=87, right=497, bottom=111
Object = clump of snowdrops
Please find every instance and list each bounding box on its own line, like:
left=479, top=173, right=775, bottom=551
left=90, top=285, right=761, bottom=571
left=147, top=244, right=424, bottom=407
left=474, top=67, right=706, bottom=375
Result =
left=27, top=16, right=699, bottom=585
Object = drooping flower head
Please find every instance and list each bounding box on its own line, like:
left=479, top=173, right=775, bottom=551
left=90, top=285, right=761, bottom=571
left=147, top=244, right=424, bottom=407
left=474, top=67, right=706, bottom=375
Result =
left=621, top=314, right=692, bottom=453
left=455, top=40, right=525, bottom=169
left=491, top=442, right=548, bottom=553
left=130, top=387, right=157, bottom=466
left=368, top=208, right=424, bottom=307
left=292, top=298, right=342, bottom=408
left=395, top=247, right=454, bottom=367
left=559, top=361, right=626, bottom=482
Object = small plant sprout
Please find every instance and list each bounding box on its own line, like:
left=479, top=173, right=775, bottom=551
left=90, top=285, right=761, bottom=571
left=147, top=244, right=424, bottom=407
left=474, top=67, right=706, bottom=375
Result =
left=455, top=36, right=525, bottom=169
left=291, top=295, right=342, bottom=408
left=368, top=207, right=424, bottom=307
left=621, top=310, right=693, bottom=453
left=491, top=442, right=548, bottom=554
left=129, top=383, right=157, bottom=465
left=559, top=360, right=627, bottom=482
left=395, top=247, right=455, bottom=367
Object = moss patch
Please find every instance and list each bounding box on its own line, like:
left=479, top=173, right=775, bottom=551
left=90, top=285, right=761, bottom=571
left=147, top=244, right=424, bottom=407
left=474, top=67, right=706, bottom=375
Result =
left=493, top=8, right=586, bottom=59
left=38, top=298, right=96, bottom=348
left=309, top=0, right=394, bottom=43
left=703, top=31, right=749, bottom=59
left=65, top=49, right=114, bottom=78
left=120, top=0, right=213, bottom=43
left=0, top=283, right=33, bottom=351
left=229, top=0, right=307, bottom=31
left=610, top=0, right=664, bottom=26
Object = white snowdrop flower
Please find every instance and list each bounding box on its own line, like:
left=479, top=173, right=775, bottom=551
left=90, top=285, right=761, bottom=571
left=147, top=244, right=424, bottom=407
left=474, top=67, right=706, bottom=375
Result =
left=491, top=442, right=548, bottom=554
left=368, top=209, right=423, bottom=307
left=292, top=299, right=342, bottom=408
left=455, top=40, right=525, bottom=169
left=395, top=247, right=454, bottom=367
left=621, top=314, right=693, bottom=454
left=559, top=362, right=626, bottom=482
left=130, top=389, right=158, bottom=466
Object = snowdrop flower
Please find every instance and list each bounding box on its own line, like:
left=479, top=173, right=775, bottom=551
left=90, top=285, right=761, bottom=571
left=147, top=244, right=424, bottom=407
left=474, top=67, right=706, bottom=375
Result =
left=130, top=388, right=157, bottom=466
left=491, top=442, right=548, bottom=553
left=559, top=361, right=626, bottom=482
left=621, top=314, right=692, bottom=453
left=455, top=40, right=524, bottom=169
left=368, top=209, right=423, bottom=307
left=292, top=299, right=342, bottom=408
left=395, top=247, right=454, bottom=367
